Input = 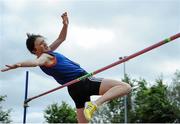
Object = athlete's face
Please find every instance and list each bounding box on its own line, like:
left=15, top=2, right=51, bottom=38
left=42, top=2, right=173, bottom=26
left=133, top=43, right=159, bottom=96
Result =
left=34, top=37, right=50, bottom=55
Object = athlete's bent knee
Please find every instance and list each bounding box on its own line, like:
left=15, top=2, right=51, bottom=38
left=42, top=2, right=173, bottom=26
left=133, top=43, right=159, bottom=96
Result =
left=124, top=83, right=132, bottom=94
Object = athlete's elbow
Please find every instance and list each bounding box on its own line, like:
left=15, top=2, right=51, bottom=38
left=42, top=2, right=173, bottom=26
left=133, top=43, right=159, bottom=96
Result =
left=33, top=61, right=41, bottom=67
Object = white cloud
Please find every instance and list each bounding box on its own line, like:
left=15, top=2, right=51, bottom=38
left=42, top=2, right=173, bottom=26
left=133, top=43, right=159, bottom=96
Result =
left=69, top=25, right=115, bottom=49
left=3, top=0, right=28, bottom=12
left=27, top=71, right=59, bottom=95
left=156, top=60, right=180, bottom=75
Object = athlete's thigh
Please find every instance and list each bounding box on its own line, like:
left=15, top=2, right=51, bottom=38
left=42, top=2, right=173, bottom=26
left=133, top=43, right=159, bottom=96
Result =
left=99, top=79, right=125, bottom=95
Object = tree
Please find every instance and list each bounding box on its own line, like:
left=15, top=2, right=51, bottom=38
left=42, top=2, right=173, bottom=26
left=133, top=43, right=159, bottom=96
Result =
left=133, top=78, right=178, bottom=123
left=0, top=95, right=11, bottom=123
left=168, top=70, right=180, bottom=122
left=44, top=101, right=77, bottom=123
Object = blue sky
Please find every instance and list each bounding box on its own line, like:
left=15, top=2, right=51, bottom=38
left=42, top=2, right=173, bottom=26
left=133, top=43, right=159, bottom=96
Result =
left=0, top=0, right=180, bottom=122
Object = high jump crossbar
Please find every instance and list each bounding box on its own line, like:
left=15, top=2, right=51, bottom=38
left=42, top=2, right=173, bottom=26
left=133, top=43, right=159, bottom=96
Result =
left=24, top=33, right=180, bottom=105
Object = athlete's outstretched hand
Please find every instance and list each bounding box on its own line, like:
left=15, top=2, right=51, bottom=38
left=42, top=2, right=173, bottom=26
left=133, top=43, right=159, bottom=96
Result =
left=1, top=64, right=20, bottom=72
left=61, top=12, right=69, bottom=26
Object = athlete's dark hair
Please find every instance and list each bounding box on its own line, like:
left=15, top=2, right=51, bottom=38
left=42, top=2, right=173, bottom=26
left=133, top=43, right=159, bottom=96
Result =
left=26, top=33, right=43, bottom=54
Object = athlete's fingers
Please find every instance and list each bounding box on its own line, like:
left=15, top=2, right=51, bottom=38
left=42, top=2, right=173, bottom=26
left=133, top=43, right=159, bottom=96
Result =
left=1, top=68, right=10, bottom=72
left=5, top=65, right=13, bottom=68
left=5, top=65, right=17, bottom=69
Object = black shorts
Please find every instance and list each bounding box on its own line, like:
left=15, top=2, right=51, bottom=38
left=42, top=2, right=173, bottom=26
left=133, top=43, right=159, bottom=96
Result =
left=67, top=77, right=103, bottom=108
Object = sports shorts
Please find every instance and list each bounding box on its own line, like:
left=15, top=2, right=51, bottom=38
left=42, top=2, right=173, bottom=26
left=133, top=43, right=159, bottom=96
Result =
left=67, top=76, right=103, bottom=108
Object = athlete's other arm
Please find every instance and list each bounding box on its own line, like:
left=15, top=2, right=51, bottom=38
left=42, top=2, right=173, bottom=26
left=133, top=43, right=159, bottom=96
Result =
left=1, top=53, right=50, bottom=72
left=49, top=12, right=69, bottom=51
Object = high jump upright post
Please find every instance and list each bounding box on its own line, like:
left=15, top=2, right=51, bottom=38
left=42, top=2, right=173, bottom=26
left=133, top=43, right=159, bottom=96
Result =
left=23, top=71, right=29, bottom=124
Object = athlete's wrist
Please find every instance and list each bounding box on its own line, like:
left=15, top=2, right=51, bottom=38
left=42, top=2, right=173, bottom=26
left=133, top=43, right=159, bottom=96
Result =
left=16, top=63, right=21, bottom=67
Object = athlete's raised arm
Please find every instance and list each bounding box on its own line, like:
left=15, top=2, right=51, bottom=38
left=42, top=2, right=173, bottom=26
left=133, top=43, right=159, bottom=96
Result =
left=49, top=12, right=69, bottom=51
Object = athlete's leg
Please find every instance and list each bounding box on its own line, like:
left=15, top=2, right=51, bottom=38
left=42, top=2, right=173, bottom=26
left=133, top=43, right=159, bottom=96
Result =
left=84, top=78, right=131, bottom=120
left=95, top=79, right=131, bottom=106
left=76, top=108, right=88, bottom=123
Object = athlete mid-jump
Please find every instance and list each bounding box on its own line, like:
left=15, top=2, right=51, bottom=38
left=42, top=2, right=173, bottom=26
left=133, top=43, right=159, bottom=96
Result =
left=1, top=12, right=131, bottom=123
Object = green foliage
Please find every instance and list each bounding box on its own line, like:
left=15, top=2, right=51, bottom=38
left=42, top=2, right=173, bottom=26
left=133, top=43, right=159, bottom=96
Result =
left=167, top=70, right=180, bottom=122
left=133, top=78, right=177, bottom=123
left=44, top=101, right=77, bottom=123
left=168, top=70, right=180, bottom=106
left=0, top=95, right=11, bottom=123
